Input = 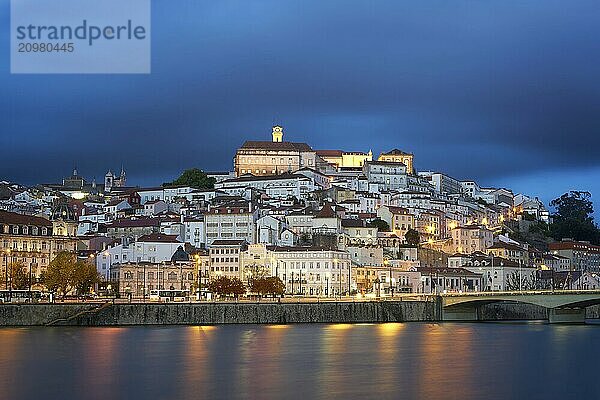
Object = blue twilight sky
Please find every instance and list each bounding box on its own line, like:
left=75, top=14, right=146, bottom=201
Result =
left=1, top=1, right=599, bottom=216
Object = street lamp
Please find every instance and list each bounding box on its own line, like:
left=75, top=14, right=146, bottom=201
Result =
left=103, top=251, right=110, bottom=282
left=335, top=258, right=340, bottom=298
left=347, top=259, right=351, bottom=296
left=4, top=249, right=11, bottom=291
left=195, top=254, right=201, bottom=301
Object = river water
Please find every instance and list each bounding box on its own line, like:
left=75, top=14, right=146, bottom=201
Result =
left=0, top=322, right=598, bottom=400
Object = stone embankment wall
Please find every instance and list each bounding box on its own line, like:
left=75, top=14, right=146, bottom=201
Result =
left=1, top=301, right=598, bottom=326
left=0, top=301, right=436, bottom=326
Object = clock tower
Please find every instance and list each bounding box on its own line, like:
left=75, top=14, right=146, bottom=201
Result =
left=272, top=125, right=283, bottom=142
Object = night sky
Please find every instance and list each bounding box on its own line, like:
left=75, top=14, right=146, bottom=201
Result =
left=1, top=1, right=599, bottom=214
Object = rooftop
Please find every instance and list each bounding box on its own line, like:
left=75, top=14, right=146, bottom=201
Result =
left=240, top=141, right=313, bottom=152
left=137, top=233, right=182, bottom=243
left=0, top=210, right=52, bottom=227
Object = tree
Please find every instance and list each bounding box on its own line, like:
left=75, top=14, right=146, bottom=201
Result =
left=42, top=252, right=100, bottom=297
left=549, top=191, right=600, bottom=245
left=368, top=218, right=390, bottom=232
left=72, top=260, right=100, bottom=296
left=164, top=168, right=215, bottom=190
left=208, top=276, right=246, bottom=297
left=43, top=251, right=76, bottom=296
left=9, top=261, right=30, bottom=290
left=405, top=229, right=420, bottom=246
left=229, top=277, right=247, bottom=297
left=266, top=277, right=285, bottom=296
left=250, top=277, right=285, bottom=296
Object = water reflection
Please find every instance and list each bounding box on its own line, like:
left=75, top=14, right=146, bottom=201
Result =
left=0, top=323, right=599, bottom=400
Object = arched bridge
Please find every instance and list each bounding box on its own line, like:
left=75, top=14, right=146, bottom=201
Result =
left=439, top=290, right=600, bottom=323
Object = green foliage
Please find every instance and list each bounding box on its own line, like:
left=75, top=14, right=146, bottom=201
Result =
left=9, top=261, right=30, bottom=290
left=522, top=212, right=536, bottom=221
left=250, top=277, right=285, bottom=296
left=528, top=221, right=549, bottom=235
left=368, top=218, right=390, bottom=232
left=164, top=168, right=215, bottom=190
left=404, top=228, right=420, bottom=246
left=208, top=276, right=246, bottom=297
left=549, top=191, right=600, bottom=244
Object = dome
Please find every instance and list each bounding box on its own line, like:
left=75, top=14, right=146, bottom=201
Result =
left=171, top=246, right=190, bottom=263
left=51, top=201, right=76, bottom=221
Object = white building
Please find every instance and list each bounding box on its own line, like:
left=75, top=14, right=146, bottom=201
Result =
left=215, top=173, right=317, bottom=200
left=418, top=172, right=462, bottom=195
left=459, top=254, right=536, bottom=291
left=95, top=233, right=184, bottom=279
left=256, top=215, right=286, bottom=245
left=268, top=245, right=353, bottom=296
left=208, top=239, right=247, bottom=279
left=363, top=160, right=408, bottom=192
left=183, top=217, right=205, bottom=249
left=144, top=200, right=168, bottom=216
left=205, top=201, right=258, bottom=245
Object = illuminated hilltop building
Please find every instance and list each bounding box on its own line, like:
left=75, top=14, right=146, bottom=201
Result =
left=378, top=149, right=415, bottom=175
left=235, top=125, right=376, bottom=177
left=234, top=126, right=317, bottom=177
left=316, top=149, right=373, bottom=170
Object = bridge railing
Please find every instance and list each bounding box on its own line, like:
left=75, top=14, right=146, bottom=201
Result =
left=439, top=289, right=600, bottom=298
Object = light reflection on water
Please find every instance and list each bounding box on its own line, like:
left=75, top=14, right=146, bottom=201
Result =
left=0, top=322, right=599, bottom=400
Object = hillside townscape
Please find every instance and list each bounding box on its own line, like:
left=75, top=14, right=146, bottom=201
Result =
left=1, top=125, right=599, bottom=299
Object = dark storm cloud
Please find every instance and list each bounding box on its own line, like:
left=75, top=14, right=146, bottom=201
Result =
left=1, top=0, right=600, bottom=197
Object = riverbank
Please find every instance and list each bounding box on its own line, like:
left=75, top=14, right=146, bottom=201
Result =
left=2, top=301, right=599, bottom=326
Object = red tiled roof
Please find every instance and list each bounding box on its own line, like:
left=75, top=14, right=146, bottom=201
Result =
left=137, top=233, right=181, bottom=243
left=316, top=150, right=343, bottom=157
left=380, top=148, right=413, bottom=156
left=488, top=242, right=525, bottom=251
left=107, top=218, right=161, bottom=228
left=210, top=239, right=247, bottom=246
left=549, top=241, right=600, bottom=253
left=240, top=141, right=313, bottom=152
left=0, top=210, right=52, bottom=227
left=315, top=203, right=335, bottom=218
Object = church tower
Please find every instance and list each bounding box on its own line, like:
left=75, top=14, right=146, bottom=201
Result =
left=118, top=166, right=127, bottom=187
left=272, top=125, right=283, bottom=142
left=105, top=170, right=114, bottom=193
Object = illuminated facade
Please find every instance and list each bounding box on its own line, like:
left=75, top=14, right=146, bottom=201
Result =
left=378, top=149, right=415, bottom=174
left=449, top=225, right=493, bottom=254
left=316, top=150, right=373, bottom=169
left=234, top=126, right=317, bottom=177
left=110, top=260, right=196, bottom=297
left=0, top=210, right=77, bottom=288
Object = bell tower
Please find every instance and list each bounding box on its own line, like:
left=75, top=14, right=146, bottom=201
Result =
left=272, top=125, right=283, bottom=142
left=105, top=170, right=114, bottom=193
